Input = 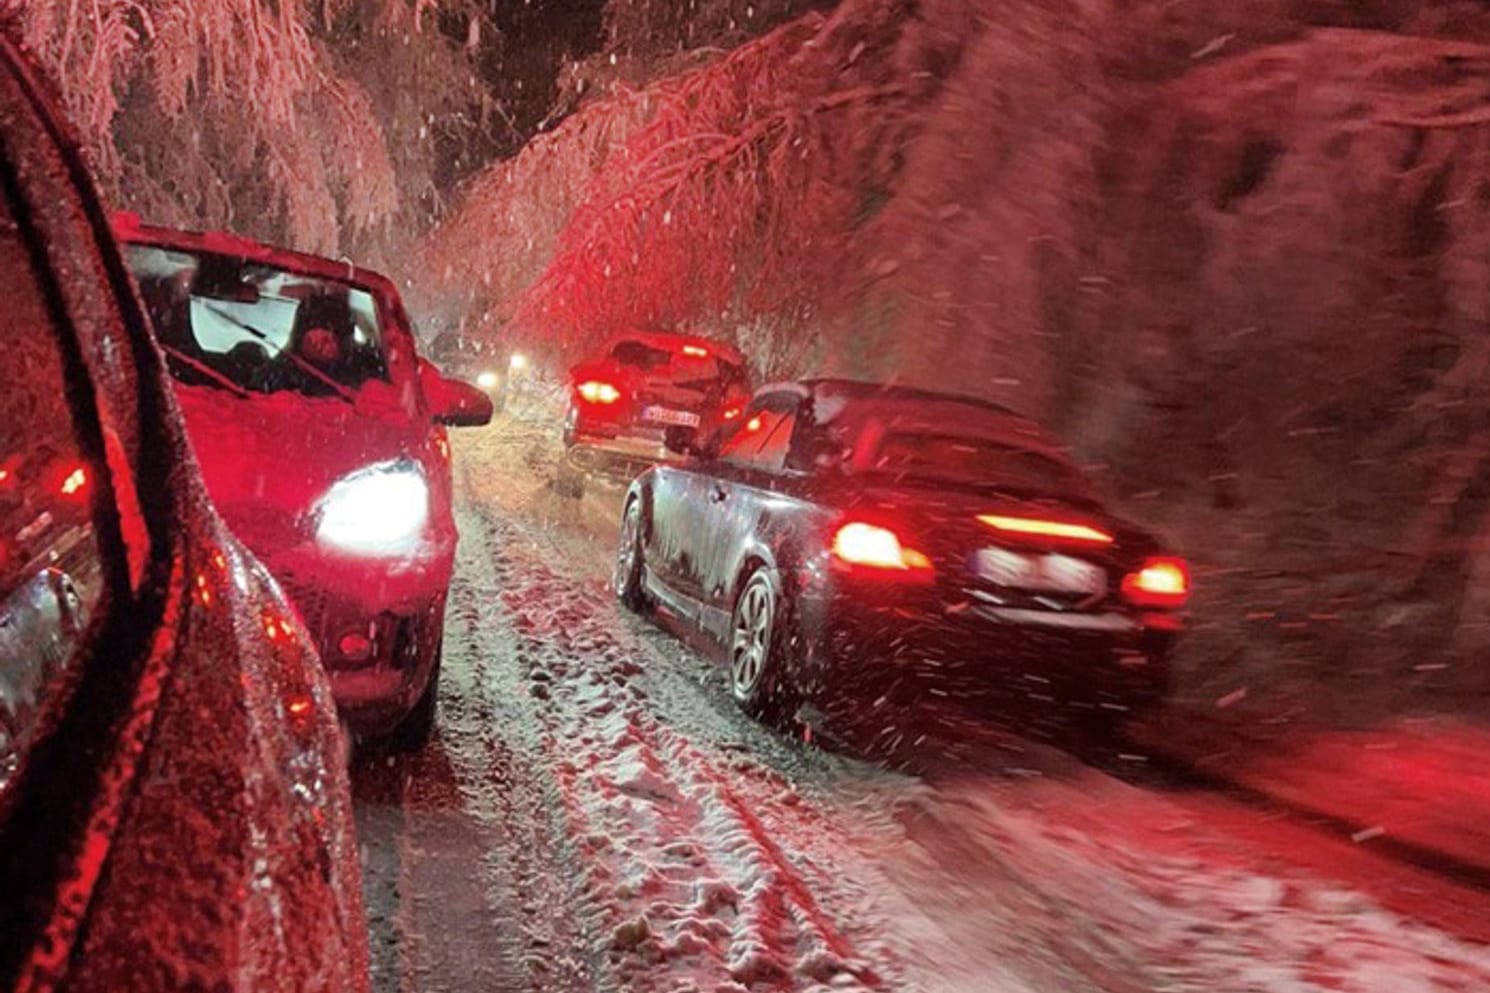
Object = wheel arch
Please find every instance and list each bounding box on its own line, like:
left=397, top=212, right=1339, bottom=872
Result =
left=729, top=543, right=778, bottom=611
left=624, top=474, right=654, bottom=540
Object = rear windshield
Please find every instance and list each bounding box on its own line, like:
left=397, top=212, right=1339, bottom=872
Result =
left=869, top=432, right=1092, bottom=497
left=609, top=339, right=744, bottom=391
left=124, top=243, right=389, bottom=398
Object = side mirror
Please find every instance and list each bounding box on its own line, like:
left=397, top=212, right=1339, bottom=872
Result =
left=421, top=360, right=493, bottom=427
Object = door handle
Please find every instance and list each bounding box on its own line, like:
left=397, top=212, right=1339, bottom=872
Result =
left=709, top=484, right=728, bottom=503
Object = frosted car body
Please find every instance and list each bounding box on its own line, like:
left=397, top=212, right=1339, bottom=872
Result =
left=0, top=30, right=368, bottom=993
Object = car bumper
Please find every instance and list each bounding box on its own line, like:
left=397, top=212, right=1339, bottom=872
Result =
left=272, top=543, right=453, bottom=735
left=565, top=428, right=684, bottom=477
left=796, top=584, right=1175, bottom=717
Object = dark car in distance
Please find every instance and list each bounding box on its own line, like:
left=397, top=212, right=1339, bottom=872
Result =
left=615, top=380, right=1189, bottom=732
left=428, top=330, right=511, bottom=413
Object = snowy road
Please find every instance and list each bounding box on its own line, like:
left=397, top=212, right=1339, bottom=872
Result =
left=351, top=418, right=1490, bottom=993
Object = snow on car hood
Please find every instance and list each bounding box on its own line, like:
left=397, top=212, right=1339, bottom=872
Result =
left=171, top=380, right=426, bottom=556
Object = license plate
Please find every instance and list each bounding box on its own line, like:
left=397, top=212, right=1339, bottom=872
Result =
left=974, top=549, right=1106, bottom=595
left=642, top=406, right=700, bottom=427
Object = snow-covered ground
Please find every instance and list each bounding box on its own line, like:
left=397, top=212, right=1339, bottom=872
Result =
left=351, top=416, right=1490, bottom=993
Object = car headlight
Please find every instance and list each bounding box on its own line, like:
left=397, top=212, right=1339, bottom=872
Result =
left=315, top=461, right=429, bottom=556
left=476, top=370, right=500, bottom=389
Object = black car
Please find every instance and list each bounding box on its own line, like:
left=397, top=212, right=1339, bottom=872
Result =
left=615, top=379, right=1188, bottom=730
left=428, top=330, right=510, bottom=412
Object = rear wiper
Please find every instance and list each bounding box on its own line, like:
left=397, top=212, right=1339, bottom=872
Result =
left=200, top=302, right=356, bottom=405
left=157, top=344, right=251, bottom=399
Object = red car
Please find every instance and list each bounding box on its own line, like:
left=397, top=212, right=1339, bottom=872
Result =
left=114, top=218, right=492, bottom=747
left=557, top=330, right=752, bottom=497
left=0, top=32, right=366, bottom=992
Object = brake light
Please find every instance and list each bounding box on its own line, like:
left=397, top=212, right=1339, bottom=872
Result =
left=1122, top=557, right=1190, bottom=608
left=577, top=380, right=621, bottom=404
left=977, top=514, right=1113, bottom=545
left=722, top=406, right=742, bottom=421
left=832, top=522, right=933, bottom=575
left=681, top=344, right=709, bottom=357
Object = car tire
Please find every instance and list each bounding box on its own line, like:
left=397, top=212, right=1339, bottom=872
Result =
left=387, top=652, right=440, bottom=752
left=729, top=567, right=796, bottom=724
left=615, top=497, right=652, bottom=612
left=554, top=456, right=586, bottom=499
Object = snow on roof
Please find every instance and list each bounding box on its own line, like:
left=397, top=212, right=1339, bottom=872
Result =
left=111, top=211, right=398, bottom=299
left=602, top=329, right=745, bottom=366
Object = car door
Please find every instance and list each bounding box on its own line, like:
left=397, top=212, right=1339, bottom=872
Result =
left=683, top=393, right=804, bottom=622
left=0, top=36, right=367, bottom=993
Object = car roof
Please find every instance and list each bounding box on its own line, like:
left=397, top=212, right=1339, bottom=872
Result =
left=800, top=378, right=1021, bottom=415
left=756, top=378, right=1071, bottom=457
left=602, top=329, right=745, bottom=366
left=111, top=212, right=401, bottom=300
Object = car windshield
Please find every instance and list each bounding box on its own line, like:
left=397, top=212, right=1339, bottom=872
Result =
left=868, top=431, right=1093, bottom=497
left=124, top=243, right=389, bottom=398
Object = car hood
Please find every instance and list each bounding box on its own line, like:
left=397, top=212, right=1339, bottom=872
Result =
left=172, top=381, right=426, bottom=553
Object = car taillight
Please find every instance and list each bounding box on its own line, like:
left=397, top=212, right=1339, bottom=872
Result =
left=577, top=380, right=621, bottom=404
left=1121, top=557, right=1190, bottom=608
left=977, top=514, right=1113, bottom=545
left=832, top=522, right=933, bottom=576
left=722, top=406, right=742, bottom=421
left=681, top=344, right=709, bottom=357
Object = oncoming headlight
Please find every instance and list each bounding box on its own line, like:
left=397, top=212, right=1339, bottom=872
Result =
left=315, top=461, right=429, bottom=556
left=476, top=370, right=500, bottom=390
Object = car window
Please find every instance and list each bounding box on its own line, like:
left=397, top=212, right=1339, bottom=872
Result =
left=0, top=198, right=105, bottom=796
left=123, top=243, right=389, bottom=398
left=611, top=339, right=672, bottom=371
left=868, top=432, right=1092, bottom=496
left=717, top=396, right=797, bottom=470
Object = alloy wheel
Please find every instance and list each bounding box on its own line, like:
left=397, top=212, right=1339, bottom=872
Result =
left=731, top=579, right=774, bottom=697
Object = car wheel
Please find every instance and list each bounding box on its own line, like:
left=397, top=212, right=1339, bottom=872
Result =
left=554, top=456, right=586, bottom=499
left=387, top=651, right=440, bottom=752
left=729, top=567, right=795, bottom=723
left=614, top=498, right=651, bottom=611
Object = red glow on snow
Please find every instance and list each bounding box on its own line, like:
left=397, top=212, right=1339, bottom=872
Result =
left=1122, top=557, right=1191, bottom=608
left=832, top=521, right=934, bottom=576
left=977, top=514, right=1114, bottom=544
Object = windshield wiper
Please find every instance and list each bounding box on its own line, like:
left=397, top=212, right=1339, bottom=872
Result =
left=200, top=302, right=357, bottom=405
left=157, top=344, right=251, bottom=399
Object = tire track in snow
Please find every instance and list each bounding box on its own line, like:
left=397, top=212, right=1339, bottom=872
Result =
left=458, top=491, right=900, bottom=991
